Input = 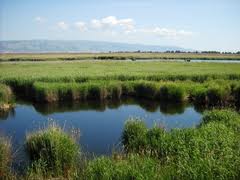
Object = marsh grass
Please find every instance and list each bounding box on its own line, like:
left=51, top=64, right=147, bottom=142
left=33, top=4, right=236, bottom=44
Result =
left=32, top=80, right=240, bottom=109
left=0, top=136, right=14, bottom=179
left=121, top=109, right=240, bottom=179
left=0, top=84, right=13, bottom=104
left=85, top=154, right=163, bottom=180
left=26, top=122, right=80, bottom=178
left=0, top=84, right=14, bottom=112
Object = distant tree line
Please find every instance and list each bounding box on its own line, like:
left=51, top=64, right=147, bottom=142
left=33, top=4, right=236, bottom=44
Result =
left=109, top=50, right=240, bottom=54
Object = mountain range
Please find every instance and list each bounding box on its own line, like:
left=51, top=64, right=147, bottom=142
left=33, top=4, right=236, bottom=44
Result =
left=0, top=40, right=190, bottom=53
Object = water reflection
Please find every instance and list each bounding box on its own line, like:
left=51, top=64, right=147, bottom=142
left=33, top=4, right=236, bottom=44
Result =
left=31, top=98, right=191, bottom=116
left=0, top=98, right=203, bottom=157
left=0, top=108, right=15, bottom=120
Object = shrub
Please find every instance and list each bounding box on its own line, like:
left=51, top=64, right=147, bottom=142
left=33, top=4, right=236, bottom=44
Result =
left=26, top=123, right=80, bottom=178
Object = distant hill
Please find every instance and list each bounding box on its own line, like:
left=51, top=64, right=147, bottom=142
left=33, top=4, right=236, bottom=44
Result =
left=0, top=40, right=190, bottom=53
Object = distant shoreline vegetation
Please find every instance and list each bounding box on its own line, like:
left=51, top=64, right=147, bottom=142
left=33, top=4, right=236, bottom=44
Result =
left=1, top=52, right=240, bottom=61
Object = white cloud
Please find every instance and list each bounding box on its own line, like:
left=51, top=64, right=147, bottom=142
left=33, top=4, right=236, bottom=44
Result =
left=138, top=27, right=193, bottom=38
left=57, top=21, right=69, bottom=30
left=53, top=16, right=193, bottom=39
left=74, top=21, right=87, bottom=31
left=90, top=16, right=135, bottom=31
left=34, top=16, right=46, bottom=23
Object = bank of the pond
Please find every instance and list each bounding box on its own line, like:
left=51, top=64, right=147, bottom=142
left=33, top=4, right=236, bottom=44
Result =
left=0, top=109, right=240, bottom=179
left=31, top=80, right=240, bottom=107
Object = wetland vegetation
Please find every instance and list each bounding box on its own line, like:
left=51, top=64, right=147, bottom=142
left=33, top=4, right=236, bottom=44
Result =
left=1, top=52, right=240, bottom=62
left=0, top=59, right=240, bottom=179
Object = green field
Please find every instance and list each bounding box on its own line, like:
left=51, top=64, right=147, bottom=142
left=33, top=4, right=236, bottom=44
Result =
left=1, top=52, right=240, bottom=61
left=1, top=61, right=240, bottom=80
left=1, top=60, right=240, bottom=179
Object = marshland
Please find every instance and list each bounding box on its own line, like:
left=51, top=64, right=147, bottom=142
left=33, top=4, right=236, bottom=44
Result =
left=0, top=57, right=240, bottom=179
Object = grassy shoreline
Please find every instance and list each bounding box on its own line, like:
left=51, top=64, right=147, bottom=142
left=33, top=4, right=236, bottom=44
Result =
left=1, top=52, right=240, bottom=61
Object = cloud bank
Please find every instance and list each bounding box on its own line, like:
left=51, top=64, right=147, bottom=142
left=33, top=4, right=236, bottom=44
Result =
left=38, top=16, right=193, bottom=39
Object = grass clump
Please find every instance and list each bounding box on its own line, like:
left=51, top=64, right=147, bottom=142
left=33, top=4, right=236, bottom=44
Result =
left=206, top=84, right=231, bottom=106
left=159, top=84, right=186, bottom=102
left=122, top=119, right=148, bottom=152
left=0, top=84, right=14, bottom=111
left=26, top=123, right=80, bottom=178
left=133, top=81, right=159, bottom=99
left=0, top=136, right=14, bottom=179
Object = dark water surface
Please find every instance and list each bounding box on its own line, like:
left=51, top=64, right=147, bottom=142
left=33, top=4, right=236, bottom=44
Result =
left=0, top=99, right=203, bottom=157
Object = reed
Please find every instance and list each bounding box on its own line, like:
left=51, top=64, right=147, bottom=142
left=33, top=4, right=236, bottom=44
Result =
left=26, top=123, right=80, bottom=178
left=0, top=136, right=13, bottom=179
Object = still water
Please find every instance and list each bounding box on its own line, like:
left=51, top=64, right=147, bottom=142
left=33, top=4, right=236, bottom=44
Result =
left=0, top=99, right=203, bottom=156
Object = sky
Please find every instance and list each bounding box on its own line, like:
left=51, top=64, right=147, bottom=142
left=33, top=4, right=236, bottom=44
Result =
left=0, top=0, right=240, bottom=51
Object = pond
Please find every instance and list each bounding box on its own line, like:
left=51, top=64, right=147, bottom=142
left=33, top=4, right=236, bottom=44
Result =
left=0, top=98, right=203, bottom=157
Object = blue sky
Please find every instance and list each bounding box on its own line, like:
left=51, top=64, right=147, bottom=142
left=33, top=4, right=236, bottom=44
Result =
left=0, top=0, right=240, bottom=51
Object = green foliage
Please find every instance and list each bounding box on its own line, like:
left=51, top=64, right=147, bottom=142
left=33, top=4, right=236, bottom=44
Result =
left=26, top=123, right=80, bottom=178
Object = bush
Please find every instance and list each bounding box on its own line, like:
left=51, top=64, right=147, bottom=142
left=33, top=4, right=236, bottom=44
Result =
left=26, top=123, right=80, bottom=178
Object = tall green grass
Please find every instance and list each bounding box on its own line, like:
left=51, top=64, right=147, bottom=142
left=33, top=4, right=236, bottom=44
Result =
left=0, top=136, right=14, bottom=179
left=32, top=80, right=240, bottom=107
left=0, top=84, right=14, bottom=112
left=26, top=123, right=80, bottom=178
left=121, top=110, right=240, bottom=179
left=85, top=154, right=163, bottom=180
